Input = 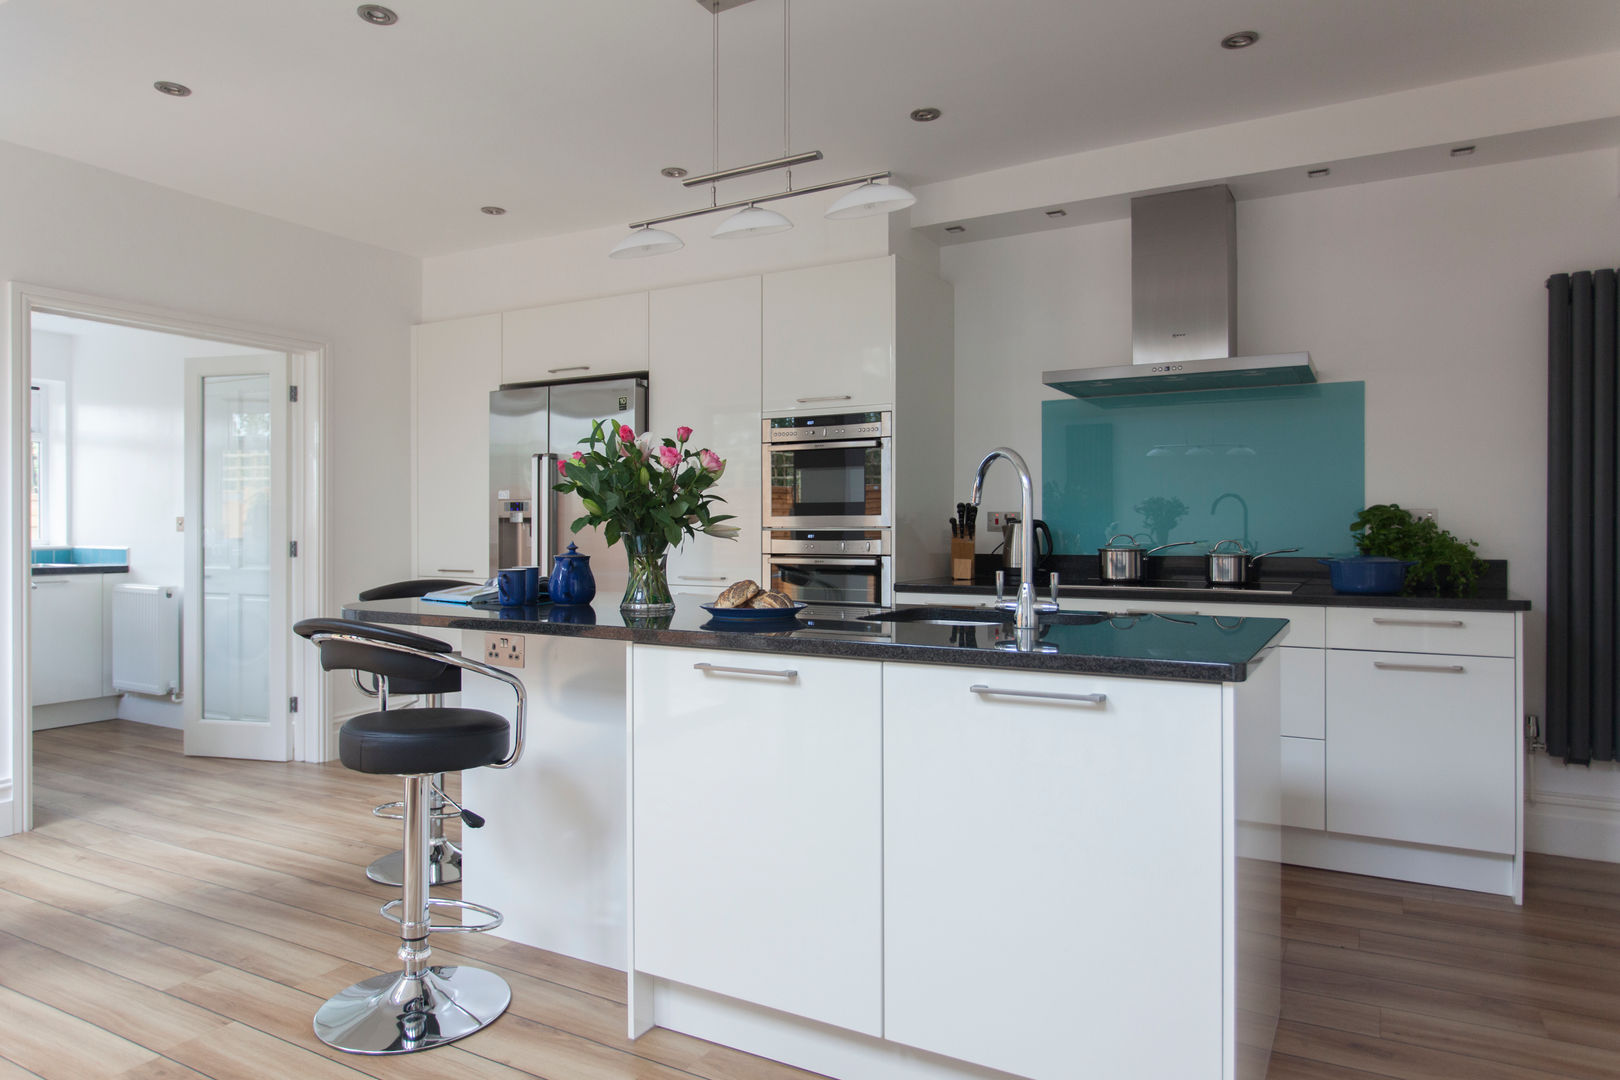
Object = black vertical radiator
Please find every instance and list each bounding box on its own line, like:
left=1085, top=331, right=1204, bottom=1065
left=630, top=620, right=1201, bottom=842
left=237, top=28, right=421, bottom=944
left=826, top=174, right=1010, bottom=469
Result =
left=1547, top=267, right=1620, bottom=763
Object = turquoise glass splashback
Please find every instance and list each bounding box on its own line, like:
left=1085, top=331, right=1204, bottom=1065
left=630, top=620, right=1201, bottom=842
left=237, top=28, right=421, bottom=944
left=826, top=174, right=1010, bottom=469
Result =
left=1040, top=382, right=1365, bottom=557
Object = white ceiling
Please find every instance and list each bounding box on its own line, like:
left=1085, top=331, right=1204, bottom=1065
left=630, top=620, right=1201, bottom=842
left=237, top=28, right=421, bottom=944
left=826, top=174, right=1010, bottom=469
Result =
left=0, top=0, right=1616, bottom=257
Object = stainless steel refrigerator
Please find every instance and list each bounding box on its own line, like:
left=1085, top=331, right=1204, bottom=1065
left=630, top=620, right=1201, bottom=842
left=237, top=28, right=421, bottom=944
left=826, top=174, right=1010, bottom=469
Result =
left=489, top=377, right=648, bottom=596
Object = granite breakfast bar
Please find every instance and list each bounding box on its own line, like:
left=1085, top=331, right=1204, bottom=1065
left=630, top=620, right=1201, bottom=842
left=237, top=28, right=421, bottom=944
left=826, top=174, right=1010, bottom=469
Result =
left=341, top=595, right=1289, bottom=1080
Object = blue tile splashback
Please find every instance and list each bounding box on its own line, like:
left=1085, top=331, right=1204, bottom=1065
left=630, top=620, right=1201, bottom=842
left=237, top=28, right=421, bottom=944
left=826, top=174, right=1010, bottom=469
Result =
left=30, top=546, right=129, bottom=565
left=1040, top=383, right=1365, bottom=557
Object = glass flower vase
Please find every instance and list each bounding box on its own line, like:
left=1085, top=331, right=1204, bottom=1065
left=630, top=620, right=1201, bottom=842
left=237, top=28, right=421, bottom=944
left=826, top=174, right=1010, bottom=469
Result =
left=620, top=533, right=675, bottom=615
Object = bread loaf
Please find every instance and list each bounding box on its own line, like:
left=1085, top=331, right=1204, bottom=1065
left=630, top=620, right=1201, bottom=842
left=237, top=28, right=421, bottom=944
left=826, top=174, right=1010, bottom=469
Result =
left=714, top=580, right=763, bottom=608
left=747, top=590, right=794, bottom=609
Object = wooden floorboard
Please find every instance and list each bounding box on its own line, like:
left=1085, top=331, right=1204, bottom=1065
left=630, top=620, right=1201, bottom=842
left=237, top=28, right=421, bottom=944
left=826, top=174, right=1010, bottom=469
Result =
left=5, top=720, right=1620, bottom=1079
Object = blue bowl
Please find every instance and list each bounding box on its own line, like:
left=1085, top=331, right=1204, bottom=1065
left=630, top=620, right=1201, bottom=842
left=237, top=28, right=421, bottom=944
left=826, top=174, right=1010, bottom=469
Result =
left=1318, top=556, right=1414, bottom=595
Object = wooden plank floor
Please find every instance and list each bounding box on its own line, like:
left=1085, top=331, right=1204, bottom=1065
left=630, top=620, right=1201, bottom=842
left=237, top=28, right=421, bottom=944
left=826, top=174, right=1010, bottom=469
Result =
left=4, top=722, right=1620, bottom=1080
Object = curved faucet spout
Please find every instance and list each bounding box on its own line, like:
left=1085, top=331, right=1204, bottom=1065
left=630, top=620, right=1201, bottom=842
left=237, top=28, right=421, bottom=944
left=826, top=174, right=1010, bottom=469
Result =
left=969, top=447, right=1040, bottom=629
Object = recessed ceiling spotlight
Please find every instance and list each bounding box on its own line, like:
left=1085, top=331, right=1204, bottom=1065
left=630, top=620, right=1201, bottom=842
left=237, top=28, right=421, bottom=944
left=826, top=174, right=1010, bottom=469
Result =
left=357, top=4, right=398, bottom=25
left=1044, top=208, right=1067, bottom=218
left=910, top=107, right=942, bottom=122
left=944, top=225, right=966, bottom=234
left=660, top=166, right=689, bottom=179
left=153, top=81, right=191, bottom=97
left=1307, top=167, right=1331, bottom=179
left=1220, top=30, right=1259, bottom=50
left=1450, top=145, right=1476, bottom=158
left=480, top=206, right=507, bottom=216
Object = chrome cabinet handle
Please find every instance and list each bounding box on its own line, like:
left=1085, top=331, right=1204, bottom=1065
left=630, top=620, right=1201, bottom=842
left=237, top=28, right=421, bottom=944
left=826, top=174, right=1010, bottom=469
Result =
left=1371, top=617, right=1465, bottom=628
left=676, top=575, right=728, bottom=581
left=435, top=568, right=477, bottom=575
left=969, top=684, right=1107, bottom=705
left=548, top=364, right=591, bottom=374
left=30, top=579, right=70, bottom=588
left=693, top=662, right=799, bottom=680
left=1373, top=661, right=1466, bottom=674
left=794, top=394, right=853, bottom=403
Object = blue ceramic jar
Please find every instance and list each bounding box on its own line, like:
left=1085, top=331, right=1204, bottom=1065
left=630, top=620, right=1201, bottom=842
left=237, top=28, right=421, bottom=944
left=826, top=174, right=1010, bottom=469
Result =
left=548, top=542, right=596, bottom=605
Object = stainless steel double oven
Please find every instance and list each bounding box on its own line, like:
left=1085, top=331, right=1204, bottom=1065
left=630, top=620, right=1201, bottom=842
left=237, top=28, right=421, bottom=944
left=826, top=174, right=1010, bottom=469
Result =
left=761, top=411, right=893, bottom=609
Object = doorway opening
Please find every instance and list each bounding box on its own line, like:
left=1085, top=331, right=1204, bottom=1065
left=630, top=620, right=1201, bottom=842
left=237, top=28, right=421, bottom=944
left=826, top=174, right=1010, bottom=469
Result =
left=8, top=285, right=327, bottom=835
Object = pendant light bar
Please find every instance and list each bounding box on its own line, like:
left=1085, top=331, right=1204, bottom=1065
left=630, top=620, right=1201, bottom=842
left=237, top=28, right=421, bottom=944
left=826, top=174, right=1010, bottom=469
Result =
left=629, top=171, right=891, bottom=230
left=680, top=149, right=825, bottom=189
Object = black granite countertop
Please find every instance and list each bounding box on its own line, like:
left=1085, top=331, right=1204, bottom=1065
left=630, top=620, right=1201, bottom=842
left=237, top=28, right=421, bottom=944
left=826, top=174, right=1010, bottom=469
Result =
left=340, top=595, right=1289, bottom=683
left=898, top=554, right=1531, bottom=612
left=30, top=563, right=129, bottom=576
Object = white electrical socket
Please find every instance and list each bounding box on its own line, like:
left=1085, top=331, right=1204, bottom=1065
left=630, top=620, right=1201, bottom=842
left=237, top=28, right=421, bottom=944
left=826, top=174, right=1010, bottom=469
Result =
left=986, top=510, right=1016, bottom=529
left=484, top=633, right=524, bottom=668
left=1410, top=507, right=1438, bottom=524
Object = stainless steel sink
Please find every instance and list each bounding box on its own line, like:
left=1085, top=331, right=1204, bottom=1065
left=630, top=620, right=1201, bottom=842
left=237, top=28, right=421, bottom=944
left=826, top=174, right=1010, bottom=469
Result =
left=860, top=607, right=1012, bottom=627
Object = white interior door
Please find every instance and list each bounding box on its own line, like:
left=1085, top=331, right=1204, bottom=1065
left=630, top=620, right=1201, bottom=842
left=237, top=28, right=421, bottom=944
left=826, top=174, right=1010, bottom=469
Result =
left=183, top=355, right=290, bottom=759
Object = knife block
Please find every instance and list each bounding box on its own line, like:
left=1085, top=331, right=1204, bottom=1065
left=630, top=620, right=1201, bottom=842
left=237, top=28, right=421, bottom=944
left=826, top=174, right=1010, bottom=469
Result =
left=950, top=538, right=976, bottom=582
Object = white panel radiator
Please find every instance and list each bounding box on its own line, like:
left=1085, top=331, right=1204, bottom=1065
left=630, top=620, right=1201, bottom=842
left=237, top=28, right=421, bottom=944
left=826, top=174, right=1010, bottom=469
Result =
left=111, top=584, right=181, bottom=695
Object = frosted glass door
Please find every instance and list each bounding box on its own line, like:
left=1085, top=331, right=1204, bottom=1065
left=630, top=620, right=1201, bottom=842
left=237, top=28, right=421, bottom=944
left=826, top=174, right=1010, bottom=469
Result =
left=184, top=355, right=290, bottom=760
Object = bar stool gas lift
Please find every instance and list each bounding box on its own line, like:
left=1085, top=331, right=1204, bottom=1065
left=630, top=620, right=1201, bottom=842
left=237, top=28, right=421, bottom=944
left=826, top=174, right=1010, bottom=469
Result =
left=295, top=618, right=526, bottom=1054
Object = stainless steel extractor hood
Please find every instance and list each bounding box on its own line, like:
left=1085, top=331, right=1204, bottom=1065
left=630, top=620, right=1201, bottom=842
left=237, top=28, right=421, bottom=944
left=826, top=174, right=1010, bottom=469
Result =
left=1043, top=185, right=1315, bottom=398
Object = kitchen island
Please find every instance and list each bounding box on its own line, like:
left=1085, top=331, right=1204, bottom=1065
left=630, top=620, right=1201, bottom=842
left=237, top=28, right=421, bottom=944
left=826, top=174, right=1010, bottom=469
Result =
left=341, top=595, right=1287, bottom=1080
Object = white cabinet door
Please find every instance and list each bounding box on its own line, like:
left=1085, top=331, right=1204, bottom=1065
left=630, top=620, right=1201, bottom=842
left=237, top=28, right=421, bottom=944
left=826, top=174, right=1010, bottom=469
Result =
left=632, top=646, right=883, bottom=1036
left=30, top=575, right=104, bottom=705
left=502, top=293, right=648, bottom=385
left=762, top=257, right=894, bottom=413
left=414, top=315, right=500, bottom=579
left=649, top=278, right=762, bottom=588
left=1282, top=735, right=1326, bottom=830
left=1326, top=650, right=1516, bottom=854
left=1280, top=645, right=1326, bottom=738
left=883, top=663, right=1224, bottom=1080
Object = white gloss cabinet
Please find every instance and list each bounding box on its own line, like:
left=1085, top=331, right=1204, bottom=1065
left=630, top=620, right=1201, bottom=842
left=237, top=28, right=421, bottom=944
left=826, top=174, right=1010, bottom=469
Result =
left=649, top=278, right=763, bottom=590
left=412, top=314, right=501, bottom=579
left=631, top=646, right=883, bottom=1036
left=761, top=257, right=895, bottom=413
left=1325, top=650, right=1517, bottom=855
left=29, top=575, right=105, bottom=705
left=1281, top=736, right=1327, bottom=831
left=502, top=293, right=649, bottom=385
left=881, top=663, right=1225, bottom=1080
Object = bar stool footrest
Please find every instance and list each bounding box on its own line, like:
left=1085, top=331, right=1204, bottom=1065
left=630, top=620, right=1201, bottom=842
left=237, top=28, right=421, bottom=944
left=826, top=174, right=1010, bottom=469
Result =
left=371, top=801, right=459, bottom=823
left=380, top=896, right=503, bottom=935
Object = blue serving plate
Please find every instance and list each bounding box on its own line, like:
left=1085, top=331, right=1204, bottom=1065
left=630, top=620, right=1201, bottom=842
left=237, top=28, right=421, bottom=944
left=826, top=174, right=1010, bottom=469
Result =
left=700, top=601, right=808, bottom=623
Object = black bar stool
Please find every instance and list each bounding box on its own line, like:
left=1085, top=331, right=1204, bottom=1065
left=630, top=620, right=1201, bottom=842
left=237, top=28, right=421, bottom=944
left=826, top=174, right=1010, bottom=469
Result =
left=355, top=578, right=480, bottom=888
left=295, top=617, right=526, bottom=1054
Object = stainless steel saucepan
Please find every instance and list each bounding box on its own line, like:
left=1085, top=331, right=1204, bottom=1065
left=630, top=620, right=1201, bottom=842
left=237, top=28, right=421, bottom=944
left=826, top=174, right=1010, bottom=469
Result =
left=1205, top=539, right=1300, bottom=586
left=1097, top=534, right=1203, bottom=583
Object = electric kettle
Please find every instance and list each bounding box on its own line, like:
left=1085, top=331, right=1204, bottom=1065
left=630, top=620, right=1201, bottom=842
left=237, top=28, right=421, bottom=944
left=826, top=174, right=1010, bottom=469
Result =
left=1002, top=515, right=1054, bottom=571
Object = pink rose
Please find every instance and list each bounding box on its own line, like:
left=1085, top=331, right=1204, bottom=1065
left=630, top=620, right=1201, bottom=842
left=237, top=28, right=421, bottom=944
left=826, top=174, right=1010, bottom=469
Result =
left=676, top=425, right=693, bottom=444
left=700, top=449, right=724, bottom=477
left=556, top=458, right=569, bottom=476
left=571, top=450, right=584, bottom=461
left=657, top=445, right=681, bottom=469
left=618, top=424, right=635, bottom=441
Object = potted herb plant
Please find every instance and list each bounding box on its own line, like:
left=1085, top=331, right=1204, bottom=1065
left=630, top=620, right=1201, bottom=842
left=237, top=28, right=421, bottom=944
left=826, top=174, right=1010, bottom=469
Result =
left=553, top=421, right=737, bottom=613
left=1349, top=503, right=1485, bottom=596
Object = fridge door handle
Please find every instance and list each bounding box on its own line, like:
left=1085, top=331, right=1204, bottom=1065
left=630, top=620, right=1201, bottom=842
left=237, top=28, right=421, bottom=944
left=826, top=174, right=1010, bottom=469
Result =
left=533, top=453, right=558, bottom=570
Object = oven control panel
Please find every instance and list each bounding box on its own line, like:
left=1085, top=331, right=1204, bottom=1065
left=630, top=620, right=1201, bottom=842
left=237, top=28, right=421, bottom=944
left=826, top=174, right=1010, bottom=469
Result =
left=766, top=529, right=891, bottom=555
left=764, top=411, right=891, bottom=442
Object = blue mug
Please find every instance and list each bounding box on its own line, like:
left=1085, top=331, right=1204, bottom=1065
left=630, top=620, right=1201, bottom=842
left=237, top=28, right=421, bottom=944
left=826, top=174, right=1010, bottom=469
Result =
left=497, top=567, right=527, bottom=607
left=523, top=566, right=541, bottom=603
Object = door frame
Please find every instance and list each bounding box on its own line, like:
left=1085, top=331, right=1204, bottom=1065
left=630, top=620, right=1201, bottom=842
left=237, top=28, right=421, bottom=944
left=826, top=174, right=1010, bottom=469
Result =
left=4, top=282, right=330, bottom=835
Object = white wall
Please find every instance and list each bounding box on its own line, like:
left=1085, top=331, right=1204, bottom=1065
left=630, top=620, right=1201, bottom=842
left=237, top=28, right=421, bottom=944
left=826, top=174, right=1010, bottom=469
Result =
left=1, top=138, right=421, bottom=824
left=942, top=146, right=1620, bottom=856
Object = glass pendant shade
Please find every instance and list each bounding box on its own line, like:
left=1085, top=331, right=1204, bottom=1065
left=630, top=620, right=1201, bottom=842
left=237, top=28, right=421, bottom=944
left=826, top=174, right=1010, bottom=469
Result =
left=824, top=179, right=917, bottom=219
left=711, top=204, right=793, bottom=239
left=609, top=225, right=684, bottom=259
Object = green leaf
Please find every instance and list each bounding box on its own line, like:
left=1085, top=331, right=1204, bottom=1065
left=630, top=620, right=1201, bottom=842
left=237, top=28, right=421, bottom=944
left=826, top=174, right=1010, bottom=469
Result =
left=663, top=520, right=681, bottom=545
left=570, top=515, right=590, bottom=533
left=604, top=519, right=620, bottom=547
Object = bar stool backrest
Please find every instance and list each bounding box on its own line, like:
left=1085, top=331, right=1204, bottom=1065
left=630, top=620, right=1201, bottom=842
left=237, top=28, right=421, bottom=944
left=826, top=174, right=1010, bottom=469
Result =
left=293, top=617, right=455, bottom=690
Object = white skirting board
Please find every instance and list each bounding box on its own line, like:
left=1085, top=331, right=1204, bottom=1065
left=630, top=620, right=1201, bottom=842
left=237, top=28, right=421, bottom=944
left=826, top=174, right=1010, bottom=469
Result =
left=1282, top=827, right=1517, bottom=898
left=641, top=978, right=1026, bottom=1080
left=0, top=781, right=13, bottom=838
left=32, top=696, right=121, bottom=731
left=1526, top=799, right=1620, bottom=863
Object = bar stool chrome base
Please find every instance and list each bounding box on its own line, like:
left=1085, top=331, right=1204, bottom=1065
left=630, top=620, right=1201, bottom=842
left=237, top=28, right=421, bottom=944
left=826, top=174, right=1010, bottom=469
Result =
left=366, top=842, right=461, bottom=887
left=313, top=965, right=510, bottom=1055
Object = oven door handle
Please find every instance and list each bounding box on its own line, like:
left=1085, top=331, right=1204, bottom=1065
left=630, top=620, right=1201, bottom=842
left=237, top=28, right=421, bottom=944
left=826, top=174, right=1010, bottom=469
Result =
left=766, top=438, right=885, bottom=453
left=769, top=556, right=885, bottom=568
